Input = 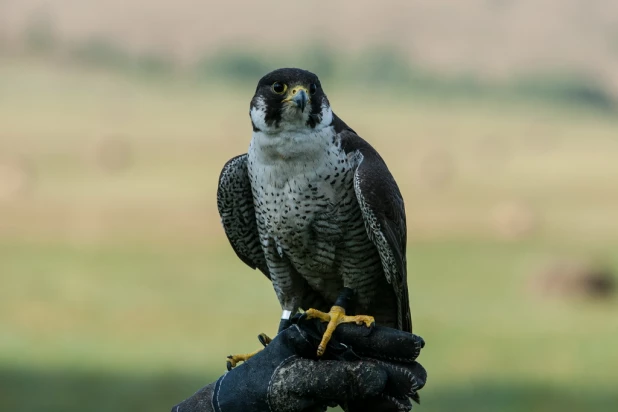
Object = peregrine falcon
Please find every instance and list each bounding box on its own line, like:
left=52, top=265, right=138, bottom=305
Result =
left=218, top=68, right=411, bottom=365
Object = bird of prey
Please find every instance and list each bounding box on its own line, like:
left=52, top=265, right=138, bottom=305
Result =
left=218, top=68, right=411, bottom=365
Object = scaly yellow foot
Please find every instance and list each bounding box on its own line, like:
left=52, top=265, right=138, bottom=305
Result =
left=305, top=306, right=374, bottom=356
left=226, top=333, right=272, bottom=370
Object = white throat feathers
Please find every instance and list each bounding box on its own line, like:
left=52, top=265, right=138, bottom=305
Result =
left=249, top=98, right=335, bottom=165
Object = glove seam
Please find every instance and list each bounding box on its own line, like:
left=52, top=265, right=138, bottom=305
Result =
left=212, top=372, right=229, bottom=412
left=266, top=355, right=299, bottom=412
left=373, top=359, right=419, bottom=395
left=292, top=324, right=313, bottom=346
left=379, top=394, right=410, bottom=412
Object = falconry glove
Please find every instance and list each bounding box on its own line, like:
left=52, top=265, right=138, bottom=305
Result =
left=172, top=316, right=427, bottom=412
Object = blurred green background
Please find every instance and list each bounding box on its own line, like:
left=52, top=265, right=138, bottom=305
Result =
left=1, top=1, right=618, bottom=411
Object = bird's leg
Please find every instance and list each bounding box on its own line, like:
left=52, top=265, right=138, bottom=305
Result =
left=226, top=312, right=291, bottom=370
left=305, top=287, right=374, bottom=356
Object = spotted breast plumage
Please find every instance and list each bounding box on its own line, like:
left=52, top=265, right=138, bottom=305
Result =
left=217, top=68, right=411, bottom=365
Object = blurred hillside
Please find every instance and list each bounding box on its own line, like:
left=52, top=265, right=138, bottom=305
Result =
left=3, top=0, right=618, bottom=94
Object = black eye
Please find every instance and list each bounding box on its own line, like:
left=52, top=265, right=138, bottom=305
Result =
left=272, top=82, right=287, bottom=94
left=309, top=84, right=317, bottom=95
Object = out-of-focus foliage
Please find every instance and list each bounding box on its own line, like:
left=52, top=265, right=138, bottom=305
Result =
left=15, top=18, right=616, bottom=112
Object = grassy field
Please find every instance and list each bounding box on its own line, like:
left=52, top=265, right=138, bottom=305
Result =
left=1, top=61, right=618, bottom=411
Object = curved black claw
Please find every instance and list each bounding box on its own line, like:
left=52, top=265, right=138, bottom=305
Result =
left=226, top=355, right=235, bottom=372
left=258, top=333, right=272, bottom=347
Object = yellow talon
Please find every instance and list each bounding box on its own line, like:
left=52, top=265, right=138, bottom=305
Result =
left=226, top=333, right=272, bottom=370
left=305, top=306, right=374, bottom=356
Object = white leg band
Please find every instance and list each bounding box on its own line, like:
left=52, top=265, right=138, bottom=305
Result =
left=281, top=310, right=292, bottom=320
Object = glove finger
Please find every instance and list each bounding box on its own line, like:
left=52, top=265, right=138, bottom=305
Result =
left=271, top=358, right=387, bottom=406
left=375, top=360, right=427, bottom=400
left=332, top=322, right=425, bottom=363
left=308, top=359, right=388, bottom=400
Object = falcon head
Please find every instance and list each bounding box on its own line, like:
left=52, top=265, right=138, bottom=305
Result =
left=249, top=68, right=333, bottom=134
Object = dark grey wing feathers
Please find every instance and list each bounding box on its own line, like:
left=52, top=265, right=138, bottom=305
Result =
left=217, top=154, right=270, bottom=279
left=338, top=117, right=412, bottom=333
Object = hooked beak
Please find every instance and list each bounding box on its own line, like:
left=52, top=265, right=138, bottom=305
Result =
left=284, top=86, right=309, bottom=112
left=293, top=89, right=308, bottom=112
